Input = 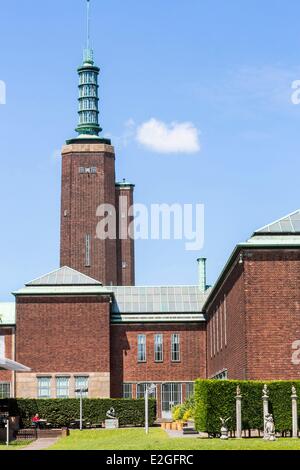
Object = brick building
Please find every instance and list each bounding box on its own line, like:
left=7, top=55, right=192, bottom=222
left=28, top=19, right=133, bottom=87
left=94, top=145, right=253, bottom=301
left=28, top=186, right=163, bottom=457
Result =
left=1, top=13, right=300, bottom=419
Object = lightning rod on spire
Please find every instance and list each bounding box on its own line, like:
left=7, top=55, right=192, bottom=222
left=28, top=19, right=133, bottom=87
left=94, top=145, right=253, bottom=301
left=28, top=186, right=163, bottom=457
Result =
left=83, top=0, right=93, bottom=65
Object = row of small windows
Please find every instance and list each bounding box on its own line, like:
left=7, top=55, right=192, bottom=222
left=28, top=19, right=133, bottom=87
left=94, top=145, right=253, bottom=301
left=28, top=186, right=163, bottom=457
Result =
left=137, top=334, right=180, bottom=363
left=79, top=99, right=98, bottom=111
left=79, top=85, right=98, bottom=98
left=79, top=72, right=98, bottom=85
left=79, top=167, right=97, bottom=174
left=37, top=376, right=88, bottom=399
left=78, top=111, right=98, bottom=124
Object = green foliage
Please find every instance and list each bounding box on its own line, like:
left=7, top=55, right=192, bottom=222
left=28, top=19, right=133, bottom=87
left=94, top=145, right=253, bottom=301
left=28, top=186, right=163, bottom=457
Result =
left=0, top=398, right=156, bottom=428
left=172, top=396, right=195, bottom=421
left=194, top=379, right=300, bottom=434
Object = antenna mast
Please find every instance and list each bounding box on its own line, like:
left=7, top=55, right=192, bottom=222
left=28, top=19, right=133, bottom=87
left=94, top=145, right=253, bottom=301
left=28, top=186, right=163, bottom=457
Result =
left=84, top=0, right=93, bottom=64
left=86, top=0, right=91, bottom=51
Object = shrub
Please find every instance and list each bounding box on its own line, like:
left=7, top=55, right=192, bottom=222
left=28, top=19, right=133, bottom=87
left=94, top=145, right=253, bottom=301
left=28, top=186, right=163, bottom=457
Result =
left=0, top=398, right=156, bottom=428
left=194, top=379, right=300, bottom=434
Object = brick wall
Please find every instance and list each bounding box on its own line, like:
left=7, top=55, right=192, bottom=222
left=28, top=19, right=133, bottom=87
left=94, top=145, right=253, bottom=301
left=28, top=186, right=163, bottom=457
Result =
left=110, top=323, right=206, bottom=398
left=206, top=248, right=300, bottom=381
left=115, top=185, right=135, bottom=286
left=0, top=327, right=14, bottom=383
left=16, top=295, right=111, bottom=373
left=206, top=261, right=246, bottom=379
left=245, top=249, right=300, bottom=379
left=60, top=143, right=118, bottom=285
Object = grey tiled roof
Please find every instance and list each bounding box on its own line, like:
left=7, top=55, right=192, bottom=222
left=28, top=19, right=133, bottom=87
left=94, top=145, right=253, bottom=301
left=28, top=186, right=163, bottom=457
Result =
left=26, top=266, right=102, bottom=286
left=255, top=210, right=300, bottom=234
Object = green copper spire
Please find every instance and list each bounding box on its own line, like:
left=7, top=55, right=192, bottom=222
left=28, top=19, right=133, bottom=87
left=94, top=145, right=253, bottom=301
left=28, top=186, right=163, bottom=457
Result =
left=75, top=0, right=101, bottom=136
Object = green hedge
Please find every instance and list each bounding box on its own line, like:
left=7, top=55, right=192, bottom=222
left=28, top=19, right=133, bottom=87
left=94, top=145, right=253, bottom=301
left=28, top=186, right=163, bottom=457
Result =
left=195, top=379, right=300, bottom=434
left=0, top=398, right=156, bottom=428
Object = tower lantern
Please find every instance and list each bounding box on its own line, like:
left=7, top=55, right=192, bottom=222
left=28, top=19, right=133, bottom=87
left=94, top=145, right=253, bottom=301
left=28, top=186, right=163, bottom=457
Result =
left=75, top=0, right=101, bottom=137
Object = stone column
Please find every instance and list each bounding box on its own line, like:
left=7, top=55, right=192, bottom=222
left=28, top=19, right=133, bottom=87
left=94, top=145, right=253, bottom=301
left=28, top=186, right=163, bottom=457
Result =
left=262, top=384, right=269, bottom=439
left=291, top=386, right=298, bottom=439
left=236, top=385, right=242, bottom=439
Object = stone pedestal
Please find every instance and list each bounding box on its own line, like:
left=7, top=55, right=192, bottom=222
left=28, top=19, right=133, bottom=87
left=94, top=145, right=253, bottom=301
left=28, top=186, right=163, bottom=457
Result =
left=236, top=394, right=242, bottom=439
left=292, top=389, right=298, bottom=439
left=105, top=419, right=119, bottom=429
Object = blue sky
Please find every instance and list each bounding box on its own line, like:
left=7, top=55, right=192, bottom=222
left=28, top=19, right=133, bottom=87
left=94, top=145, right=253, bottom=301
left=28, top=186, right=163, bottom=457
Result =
left=1, top=0, right=300, bottom=300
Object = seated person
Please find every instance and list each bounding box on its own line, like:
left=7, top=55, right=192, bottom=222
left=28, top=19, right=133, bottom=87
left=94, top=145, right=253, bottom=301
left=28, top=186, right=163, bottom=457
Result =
left=32, top=413, right=41, bottom=428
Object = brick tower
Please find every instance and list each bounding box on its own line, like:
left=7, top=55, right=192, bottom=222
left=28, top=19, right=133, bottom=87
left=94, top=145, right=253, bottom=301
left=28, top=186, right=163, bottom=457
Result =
left=60, top=0, right=134, bottom=285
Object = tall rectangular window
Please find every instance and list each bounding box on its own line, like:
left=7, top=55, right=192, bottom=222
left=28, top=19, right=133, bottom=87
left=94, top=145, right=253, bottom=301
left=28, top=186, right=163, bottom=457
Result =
left=0, top=336, right=4, bottom=358
left=37, top=377, right=51, bottom=399
left=171, top=334, right=180, bottom=362
left=123, top=383, right=133, bottom=399
left=154, top=334, right=163, bottom=362
left=85, top=234, right=91, bottom=267
left=0, top=383, right=10, bottom=399
left=186, top=383, right=194, bottom=400
left=75, top=376, right=89, bottom=398
left=56, top=376, right=69, bottom=399
left=224, top=295, right=227, bottom=347
left=137, top=335, right=146, bottom=362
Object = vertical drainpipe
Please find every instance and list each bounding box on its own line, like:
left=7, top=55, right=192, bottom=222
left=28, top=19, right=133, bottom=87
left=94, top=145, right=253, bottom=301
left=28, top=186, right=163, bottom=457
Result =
left=197, top=258, right=207, bottom=293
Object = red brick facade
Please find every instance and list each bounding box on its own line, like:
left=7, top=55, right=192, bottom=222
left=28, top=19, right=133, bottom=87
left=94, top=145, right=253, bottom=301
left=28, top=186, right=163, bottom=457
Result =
left=0, top=328, right=14, bottom=384
left=206, top=248, right=300, bottom=380
left=110, top=323, right=206, bottom=416
left=16, top=295, right=111, bottom=372
left=60, top=144, right=118, bottom=285
left=115, top=184, right=135, bottom=286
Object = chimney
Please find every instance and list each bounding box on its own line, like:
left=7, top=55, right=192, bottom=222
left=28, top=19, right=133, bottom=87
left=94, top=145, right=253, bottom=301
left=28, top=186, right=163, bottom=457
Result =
left=197, top=258, right=207, bottom=292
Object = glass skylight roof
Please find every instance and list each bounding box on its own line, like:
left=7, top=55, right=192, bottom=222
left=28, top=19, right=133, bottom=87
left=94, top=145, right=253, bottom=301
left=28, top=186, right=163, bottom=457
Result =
left=111, top=286, right=208, bottom=314
left=255, top=210, right=300, bottom=234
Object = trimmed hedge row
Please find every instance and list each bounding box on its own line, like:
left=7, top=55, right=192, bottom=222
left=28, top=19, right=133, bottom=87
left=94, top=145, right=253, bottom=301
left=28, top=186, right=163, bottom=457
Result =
left=0, top=398, right=156, bottom=428
left=195, top=379, right=300, bottom=434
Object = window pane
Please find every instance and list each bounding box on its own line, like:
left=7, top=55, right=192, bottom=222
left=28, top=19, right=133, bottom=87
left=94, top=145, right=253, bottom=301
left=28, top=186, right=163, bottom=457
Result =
left=0, top=383, right=10, bottom=399
left=123, top=383, right=133, bottom=399
left=138, top=335, right=146, bottom=362
left=137, top=383, right=156, bottom=399
left=171, top=334, right=180, bottom=361
left=186, top=383, right=194, bottom=399
left=154, top=334, right=163, bottom=362
left=56, top=377, right=69, bottom=399
left=37, top=377, right=51, bottom=399
left=75, top=377, right=89, bottom=397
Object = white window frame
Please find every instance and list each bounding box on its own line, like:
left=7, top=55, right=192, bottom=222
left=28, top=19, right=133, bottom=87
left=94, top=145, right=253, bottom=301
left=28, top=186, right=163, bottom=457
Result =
left=154, top=334, right=163, bottom=362
left=123, top=383, right=133, bottom=399
left=56, top=376, right=70, bottom=399
left=137, top=335, right=146, bottom=362
left=171, top=334, right=180, bottom=362
left=75, top=376, right=89, bottom=398
left=0, top=382, right=11, bottom=399
left=37, top=376, right=51, bottom=399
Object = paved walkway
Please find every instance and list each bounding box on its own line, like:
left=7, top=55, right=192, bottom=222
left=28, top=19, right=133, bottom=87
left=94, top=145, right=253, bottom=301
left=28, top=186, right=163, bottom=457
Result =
left=165, top=429, right=202, bottom=439
left=23, top=438, right=59, bottom=451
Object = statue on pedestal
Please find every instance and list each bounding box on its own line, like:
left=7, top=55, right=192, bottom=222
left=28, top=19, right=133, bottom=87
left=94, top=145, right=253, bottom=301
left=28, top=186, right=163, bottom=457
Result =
left=264, top=414, right=276, bottom=441
left=220, top=417, right=230, bottom=440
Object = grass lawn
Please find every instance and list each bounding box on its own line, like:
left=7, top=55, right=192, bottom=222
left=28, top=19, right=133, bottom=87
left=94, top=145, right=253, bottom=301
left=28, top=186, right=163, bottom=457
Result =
left=49, top=428, right=300, bottom=450
left=0, top=441, right=32, bottom=450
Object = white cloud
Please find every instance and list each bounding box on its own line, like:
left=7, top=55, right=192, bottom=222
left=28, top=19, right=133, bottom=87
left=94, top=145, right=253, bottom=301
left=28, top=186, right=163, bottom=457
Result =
left=136, top=118, right=201, bottom=154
